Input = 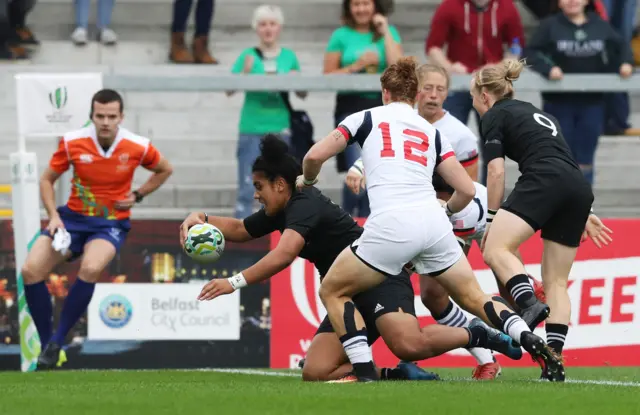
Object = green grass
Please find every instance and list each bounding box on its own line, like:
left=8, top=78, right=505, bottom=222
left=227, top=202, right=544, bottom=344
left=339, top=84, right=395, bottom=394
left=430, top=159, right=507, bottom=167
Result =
left=1, top=368, right=640, bottom=415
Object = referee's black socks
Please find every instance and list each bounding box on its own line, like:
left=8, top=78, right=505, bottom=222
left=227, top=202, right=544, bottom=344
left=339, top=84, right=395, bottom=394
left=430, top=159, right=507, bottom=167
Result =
left=505, top=274, right=536, bottom=309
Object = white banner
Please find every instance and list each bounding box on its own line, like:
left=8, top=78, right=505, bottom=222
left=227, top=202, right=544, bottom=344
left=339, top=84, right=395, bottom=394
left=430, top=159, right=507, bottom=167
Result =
left=87, top=284, right=241, bottom=341
left=15, top=73, right=103, bottom=137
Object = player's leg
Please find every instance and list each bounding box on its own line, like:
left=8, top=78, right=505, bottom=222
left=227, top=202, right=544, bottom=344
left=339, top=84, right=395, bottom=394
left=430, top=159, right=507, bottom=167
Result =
left=301, top=321, right=353, bottom=381
left=419, top=275, right=498, bottom=379
left=318, top=246, right=387, bottom=381
left=420, top=234, right=564, bottom=381
left=21, top=235, right=70, bottom=348
left=482, top=209, right=549, bottom=330
left=538, top=189, right=591, bottom=366
left=39, top=236, right=119, bottom=369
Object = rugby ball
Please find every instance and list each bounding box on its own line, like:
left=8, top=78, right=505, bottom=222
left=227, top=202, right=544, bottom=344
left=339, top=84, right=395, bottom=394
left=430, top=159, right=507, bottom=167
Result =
left=184, top=223, right=225, bottom=263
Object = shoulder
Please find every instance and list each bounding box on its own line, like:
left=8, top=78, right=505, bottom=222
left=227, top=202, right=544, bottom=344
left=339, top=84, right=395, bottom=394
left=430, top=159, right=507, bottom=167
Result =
left=118, top=127, right=153, bottom=153
left=62, top=125, right=94, bottom=143
left=281, top=47, right=297, bottom=57
left=330, top=26, right=351, bottom=38
left=286, top=188, right=323, bottom=215
left=387, top=25, right=401, bottom=37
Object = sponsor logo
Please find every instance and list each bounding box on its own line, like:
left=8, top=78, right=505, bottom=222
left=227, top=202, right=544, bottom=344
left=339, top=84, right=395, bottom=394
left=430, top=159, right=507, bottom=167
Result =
left=99, top=294, right=133, bottom=329
left=46, top=86, right=73, bottom=124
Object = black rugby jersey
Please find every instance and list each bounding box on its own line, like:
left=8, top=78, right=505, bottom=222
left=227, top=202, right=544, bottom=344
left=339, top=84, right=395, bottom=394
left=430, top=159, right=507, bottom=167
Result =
left=243, top=187, right=363, bottom=277
left=480, top=98, right=580, bottom=173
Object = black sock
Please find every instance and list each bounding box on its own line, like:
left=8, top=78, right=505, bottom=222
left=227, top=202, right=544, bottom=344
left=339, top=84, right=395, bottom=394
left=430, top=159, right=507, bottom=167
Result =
left=505, top=274, right=536, bottom=309
left=546, top=323, right=568, bottom=354
left=465, top=325, right=488, bottom=348
left=380, top=367, right=406, bottom=381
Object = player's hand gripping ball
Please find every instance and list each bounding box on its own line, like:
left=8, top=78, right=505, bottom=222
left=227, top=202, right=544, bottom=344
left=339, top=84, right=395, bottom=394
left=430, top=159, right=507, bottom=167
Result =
left=184, top=223, right=225, bottom=263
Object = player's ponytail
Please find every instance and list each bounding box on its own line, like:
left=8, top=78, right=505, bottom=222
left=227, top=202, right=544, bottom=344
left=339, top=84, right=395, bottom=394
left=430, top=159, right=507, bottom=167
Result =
left=252, top=134, right=301, bottom=190
left=380, top=56, right=419, bottom=105
left=473, top=59, right=526, bottom=100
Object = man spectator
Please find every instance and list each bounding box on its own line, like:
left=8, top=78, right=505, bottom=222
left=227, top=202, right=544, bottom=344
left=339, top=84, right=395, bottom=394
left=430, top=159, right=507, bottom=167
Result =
left=170, top=0, right=218, bottom=64
left=1, top=0, right=38, bottom=60
left=425, top=0, right=524, bottom=184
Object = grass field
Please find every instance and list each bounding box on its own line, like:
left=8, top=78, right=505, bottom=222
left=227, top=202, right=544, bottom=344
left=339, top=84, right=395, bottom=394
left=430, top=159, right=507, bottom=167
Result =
left=1, top=368, right=640, bottom=415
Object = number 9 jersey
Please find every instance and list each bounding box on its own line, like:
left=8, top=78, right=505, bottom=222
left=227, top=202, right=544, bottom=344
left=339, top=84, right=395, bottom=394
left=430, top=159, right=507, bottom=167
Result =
left=336, top=102, right=455, bottom=214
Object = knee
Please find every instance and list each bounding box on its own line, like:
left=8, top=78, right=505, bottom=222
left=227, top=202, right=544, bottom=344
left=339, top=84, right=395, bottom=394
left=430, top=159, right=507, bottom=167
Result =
left=78, top=261, right=103, bottom=281
left=21, top=261, right=44, bottom=285
left=482, top=246, right=502, bottom=269
left=301, top=364, right=331, bottom=382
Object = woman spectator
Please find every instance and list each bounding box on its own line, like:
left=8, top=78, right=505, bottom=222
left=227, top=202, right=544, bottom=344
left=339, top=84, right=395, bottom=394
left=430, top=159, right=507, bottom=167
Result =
left=169, top=0, right=217, bottom=64
left=525, top=0, right=634, bottom=185
left=324, top=0, right=402, bottom=218
left=70, top=0, right=117, bottom=45
left=229, top=5, right=304, bottom=219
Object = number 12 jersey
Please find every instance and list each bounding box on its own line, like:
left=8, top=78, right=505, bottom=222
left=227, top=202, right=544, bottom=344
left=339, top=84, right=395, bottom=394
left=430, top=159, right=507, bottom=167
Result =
left=337, top=102, right=455, bottom=213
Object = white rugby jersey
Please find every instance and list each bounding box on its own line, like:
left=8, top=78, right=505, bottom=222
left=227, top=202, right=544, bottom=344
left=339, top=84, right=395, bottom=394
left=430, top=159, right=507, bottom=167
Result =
left=450, top=182, right=487, bottom=239
left=432, top=111, right=479, bottom=166
left=337, top=102, right=455, bottom=213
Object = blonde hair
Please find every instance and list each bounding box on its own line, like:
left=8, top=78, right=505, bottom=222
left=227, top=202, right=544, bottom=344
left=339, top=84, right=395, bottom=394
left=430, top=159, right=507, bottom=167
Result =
left=416, top=63, right=450, bottom=89
left=251, top=5, right=284, bottom=30
left=472, top=59, right=525, bottom=99
left=380, top=56, right=419, bottom=104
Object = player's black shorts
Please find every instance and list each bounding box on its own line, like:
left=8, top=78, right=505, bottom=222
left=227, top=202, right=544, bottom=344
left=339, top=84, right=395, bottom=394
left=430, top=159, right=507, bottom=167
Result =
left=501, top=159, right=594, bottom=247
left=315, top=274, right=415, bottom=345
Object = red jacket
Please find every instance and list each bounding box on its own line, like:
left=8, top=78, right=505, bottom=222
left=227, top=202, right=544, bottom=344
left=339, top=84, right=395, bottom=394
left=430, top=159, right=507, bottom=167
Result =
left=426, top=0, right=525, bottom=72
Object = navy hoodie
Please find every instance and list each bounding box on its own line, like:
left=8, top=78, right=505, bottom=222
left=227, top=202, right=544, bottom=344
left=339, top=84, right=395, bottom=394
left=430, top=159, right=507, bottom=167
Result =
left=525, top=12, right=633, bottom=103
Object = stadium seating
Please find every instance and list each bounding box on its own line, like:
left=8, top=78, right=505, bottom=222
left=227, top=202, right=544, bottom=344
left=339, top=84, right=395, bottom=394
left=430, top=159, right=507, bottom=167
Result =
left=0, top=0, right=639, bottom=218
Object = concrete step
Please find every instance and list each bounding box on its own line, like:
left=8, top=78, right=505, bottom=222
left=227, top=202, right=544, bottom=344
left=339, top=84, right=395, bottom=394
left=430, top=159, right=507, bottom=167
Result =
left=25, top=0, right=540, bottom=43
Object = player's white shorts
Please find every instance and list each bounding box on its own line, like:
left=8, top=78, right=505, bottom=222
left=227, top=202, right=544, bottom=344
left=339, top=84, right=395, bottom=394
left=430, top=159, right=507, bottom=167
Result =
left=351, top=204, right=463, bottom=276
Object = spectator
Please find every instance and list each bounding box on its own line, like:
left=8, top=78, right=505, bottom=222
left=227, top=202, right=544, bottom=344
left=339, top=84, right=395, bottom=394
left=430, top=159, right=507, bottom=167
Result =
left=9, top=0, right=38, bottom=48
left=71, top=0, right=117, bottom=45
left=229, top=5, right=303, bottom=219
left=526, top=0, right=634, bottom=185
left=0, top=0, right=36, bottom=60
left=522, top=0, right=608, bottom=19
left=170, top=0, right=217, bottom=64
left=426, top=0, right=524, bottom=184
left=601, top=0, right=639, bottom=135
left=324, top=0, right=402, bottom=218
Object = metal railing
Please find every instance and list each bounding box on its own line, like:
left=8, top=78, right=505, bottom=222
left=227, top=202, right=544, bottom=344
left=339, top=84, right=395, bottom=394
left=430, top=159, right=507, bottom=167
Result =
left=104, top=72, right=640, bottom=92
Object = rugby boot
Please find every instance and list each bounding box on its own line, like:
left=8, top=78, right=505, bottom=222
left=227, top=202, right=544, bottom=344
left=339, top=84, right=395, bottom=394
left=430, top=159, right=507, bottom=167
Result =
left=468, top=317, right=523, bottom=360
left=520, top=331, right=565, bottom=382
left=520, top=300, right=550, bottom=331
left=397, top=361, right=441, bottom=381
left=472, top=361, right=502, bottom=380
left=36, top=342, right=62, bottom=371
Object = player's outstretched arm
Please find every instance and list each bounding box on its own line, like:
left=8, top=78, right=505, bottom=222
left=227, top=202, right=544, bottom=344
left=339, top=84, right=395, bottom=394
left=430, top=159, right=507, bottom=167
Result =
left=435, top=157, right=476, bottom=214
left=301, top=129, right=348, bottom=187
left=198, top=229, right=305, bottom=301
left=180, top=212, right=253, bottom=248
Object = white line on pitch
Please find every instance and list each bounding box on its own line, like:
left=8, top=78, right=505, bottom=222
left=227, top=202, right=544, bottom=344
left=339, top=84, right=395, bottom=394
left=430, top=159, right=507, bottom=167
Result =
left=207, top=368, right=640, bottom=387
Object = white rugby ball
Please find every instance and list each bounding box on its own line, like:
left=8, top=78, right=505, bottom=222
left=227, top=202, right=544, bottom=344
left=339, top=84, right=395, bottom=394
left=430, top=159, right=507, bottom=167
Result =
left=184, top=223, right=225, bottom=263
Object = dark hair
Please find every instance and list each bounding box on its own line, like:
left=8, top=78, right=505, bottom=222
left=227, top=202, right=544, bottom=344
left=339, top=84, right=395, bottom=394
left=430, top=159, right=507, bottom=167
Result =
left=90, top=89, right=124, bottom=117
left=380, top=56, right=418, bottom=104
left=252, top=134, right=301, bottom=190
left=341, top=0, right=394, bottom=41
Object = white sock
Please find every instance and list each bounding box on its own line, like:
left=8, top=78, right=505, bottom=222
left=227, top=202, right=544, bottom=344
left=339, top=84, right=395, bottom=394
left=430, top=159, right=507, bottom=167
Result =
left=342, top=334, right=372, bottom=364
left=436, top=301, right=494, bottom=365
left=468, top=348, right=495, bottom=365
left=503, top=314, right=530, bottom=344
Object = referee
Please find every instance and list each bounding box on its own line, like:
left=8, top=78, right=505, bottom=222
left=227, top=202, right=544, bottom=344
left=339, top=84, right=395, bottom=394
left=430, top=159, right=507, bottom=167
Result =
left=470, top=59, right=613, bottom=381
